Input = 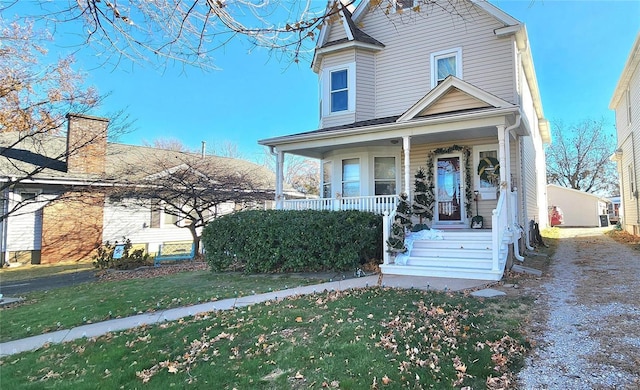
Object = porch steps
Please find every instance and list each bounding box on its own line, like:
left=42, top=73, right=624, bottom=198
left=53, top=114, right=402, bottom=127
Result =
left=381, top=230, right=506, bottom=281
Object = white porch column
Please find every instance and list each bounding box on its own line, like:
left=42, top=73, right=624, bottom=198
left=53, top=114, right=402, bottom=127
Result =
left=275, top=150, right=285, bottom=210
left=497, top=124, right=512, bottom=224
left=402, top=136, right=411, bottom=198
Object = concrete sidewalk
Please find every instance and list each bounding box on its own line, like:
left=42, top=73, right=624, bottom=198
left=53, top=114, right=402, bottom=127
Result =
left=0, top=274, right=489, bottom=357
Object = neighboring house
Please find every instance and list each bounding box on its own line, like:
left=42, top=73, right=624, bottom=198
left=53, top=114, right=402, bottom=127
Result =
left=608, top=196, right=622, bottom=224
left=610, top=32, right=640, bottom=237
left=0, top=114, right=283, bottom=265
left=547, top=184, right=610, bottom=228
left=259, top=0, right=550, bottom=281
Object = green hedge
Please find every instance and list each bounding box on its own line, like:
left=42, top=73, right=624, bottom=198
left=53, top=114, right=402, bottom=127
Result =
left=202, top=210, right=383, bottom=273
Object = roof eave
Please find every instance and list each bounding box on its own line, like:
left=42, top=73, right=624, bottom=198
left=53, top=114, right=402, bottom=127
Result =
left=258, top=106, right=519, bottom=147
left=610, top=32, right=640, bottom=109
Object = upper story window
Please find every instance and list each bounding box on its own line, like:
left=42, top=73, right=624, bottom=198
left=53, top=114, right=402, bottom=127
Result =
left=321, top=63, right=356, bottom=117
left=431, top=48, right=463, bottom=88
left=331, top=70, right=348, bottom=112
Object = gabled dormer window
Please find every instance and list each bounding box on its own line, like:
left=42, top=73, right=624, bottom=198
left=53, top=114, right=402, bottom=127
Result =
left=431, top=48, right=463, bottom=88
left=321, top=63, right=356, bottom=116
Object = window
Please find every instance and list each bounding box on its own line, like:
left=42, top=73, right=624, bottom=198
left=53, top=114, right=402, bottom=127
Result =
left=342, top=158, right=360, bottom=197
left=629, top=164, right=637, bottom=198
left=321, top=63, right=355, bottom=116
left=322, top=161, right=332, bottom=198
left=374, top=157, right=396, bottom=195
left=431, top=48, right=462, bottom=88
left=20, top=192, right=38, bottom=202
left=474, top=145, right=499, bottom=200
left=627, top=88, right=632, bottom=124
left=394, top=0, right=414, bottom=11
left=330, top=70, right=348, bottom=113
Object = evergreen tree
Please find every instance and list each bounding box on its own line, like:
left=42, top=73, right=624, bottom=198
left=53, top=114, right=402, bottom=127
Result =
left=413, top=168, right=431, bottom=224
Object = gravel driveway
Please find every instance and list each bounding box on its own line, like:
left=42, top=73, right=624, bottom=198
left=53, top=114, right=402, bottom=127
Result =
left=518, top=227, right=640, bottom=389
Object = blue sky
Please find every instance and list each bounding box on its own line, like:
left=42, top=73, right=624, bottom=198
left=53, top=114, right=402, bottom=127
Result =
left=14, top=1, right=640, bottom=162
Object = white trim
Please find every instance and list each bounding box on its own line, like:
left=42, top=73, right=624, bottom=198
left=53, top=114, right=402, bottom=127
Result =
left=322, top=62, right=356, bottom=117
left=431, top=47, right=463, bottom=89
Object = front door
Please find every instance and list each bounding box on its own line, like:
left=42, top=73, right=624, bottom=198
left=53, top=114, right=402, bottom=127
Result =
left=435, top=154, right=465, bottom=226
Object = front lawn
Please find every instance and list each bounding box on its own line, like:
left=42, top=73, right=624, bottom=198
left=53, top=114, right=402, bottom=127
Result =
left=2, top=288, right=531, bottom=389
left=0, top=271, right=325, bottom=342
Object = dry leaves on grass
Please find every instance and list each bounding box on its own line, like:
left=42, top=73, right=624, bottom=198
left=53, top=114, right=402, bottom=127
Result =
left=97, top=261, right=208, bottom=282
left=136, top=331, right=234, bottom=383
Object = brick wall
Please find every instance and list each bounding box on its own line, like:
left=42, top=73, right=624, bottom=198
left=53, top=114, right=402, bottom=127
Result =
left=66, top=113, right=109, bottom=175
left=40, top=191, right=105, bottom=264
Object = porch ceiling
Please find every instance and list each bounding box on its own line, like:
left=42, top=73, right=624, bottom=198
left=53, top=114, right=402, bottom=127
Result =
left=281, top=126, right=499, bottom=159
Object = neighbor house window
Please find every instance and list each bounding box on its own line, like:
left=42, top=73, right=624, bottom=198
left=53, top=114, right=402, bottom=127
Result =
left=394, top=0, right=414, bottom=11
left=342, top=158, right=360, bottom=197
left=374, top=157, right=396, bottom=195
left=322, top=161, right=333, bottom=198
left=322, top=63, right=356, bottom=116
left=20, top=192, right=38, bottom=202
left=431, top=48, right=462, bottom=88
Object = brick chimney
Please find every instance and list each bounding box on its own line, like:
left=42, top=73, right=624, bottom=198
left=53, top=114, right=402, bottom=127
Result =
left=66, top=113, right=109, bottom=175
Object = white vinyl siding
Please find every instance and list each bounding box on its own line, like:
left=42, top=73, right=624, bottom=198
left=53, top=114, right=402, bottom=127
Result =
left=5, top=192, right=55, bottom=251
left=521, top=136, right=539, bottom=225
left=355, top=49, right=376, bottom=122
left=319, top=52, right=357, bottom=128
left=102, top=198, right=200, bottom=254
left=421, top=88, right=489, bottom=116
left=326, top=19, right=348, bottom=43
left=357, top=2, right=515, bottom=118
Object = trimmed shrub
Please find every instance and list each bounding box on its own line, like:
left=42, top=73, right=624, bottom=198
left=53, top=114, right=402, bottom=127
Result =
left=94, top=238, right=152, bottom=270
left=202, top=210, right=382, bottom=273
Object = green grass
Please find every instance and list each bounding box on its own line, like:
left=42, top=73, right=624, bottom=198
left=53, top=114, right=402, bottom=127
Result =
left=0, top=271, right=324, bottom=343
left=0, top=262, right=94, bottom=283
left=1, top=288, right=531, bottom=389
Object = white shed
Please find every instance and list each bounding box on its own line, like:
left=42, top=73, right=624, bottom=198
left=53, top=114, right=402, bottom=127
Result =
left=547, top=184, right=610, bottom=227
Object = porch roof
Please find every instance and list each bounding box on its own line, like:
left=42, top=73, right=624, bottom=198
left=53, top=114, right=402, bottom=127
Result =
left=258, top=106, right=519, bottom=159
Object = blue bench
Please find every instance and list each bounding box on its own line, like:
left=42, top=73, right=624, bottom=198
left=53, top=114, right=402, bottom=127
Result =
left=154, top=243, right=196, bottom=267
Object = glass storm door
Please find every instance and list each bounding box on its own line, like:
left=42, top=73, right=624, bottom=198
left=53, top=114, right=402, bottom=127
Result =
left=435, top=154, right=464, bottom=224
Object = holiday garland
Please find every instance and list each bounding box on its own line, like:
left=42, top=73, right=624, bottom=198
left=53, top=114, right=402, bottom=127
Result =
left=425, top=145, right=473, bottom=219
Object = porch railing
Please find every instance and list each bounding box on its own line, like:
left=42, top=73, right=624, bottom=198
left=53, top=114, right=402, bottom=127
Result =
left=282, top=195, right=398, bottom=214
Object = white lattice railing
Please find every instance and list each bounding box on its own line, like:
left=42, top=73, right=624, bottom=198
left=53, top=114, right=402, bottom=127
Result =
left=282, top=195, right=398, bottom=214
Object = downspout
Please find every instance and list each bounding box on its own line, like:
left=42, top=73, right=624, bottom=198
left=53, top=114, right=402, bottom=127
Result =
left=632, top=132, right=640, bottom=226
left=505, top=114, right=526, bottom=262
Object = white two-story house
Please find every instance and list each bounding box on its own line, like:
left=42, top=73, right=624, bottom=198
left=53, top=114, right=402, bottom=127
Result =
left=611, top=32, right=640, bottom=237
left=259, top=0, right=550, bottom=280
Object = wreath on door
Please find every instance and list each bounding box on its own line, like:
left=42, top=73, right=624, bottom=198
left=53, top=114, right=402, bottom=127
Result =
left=477, top=156, right=500, bottom=185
